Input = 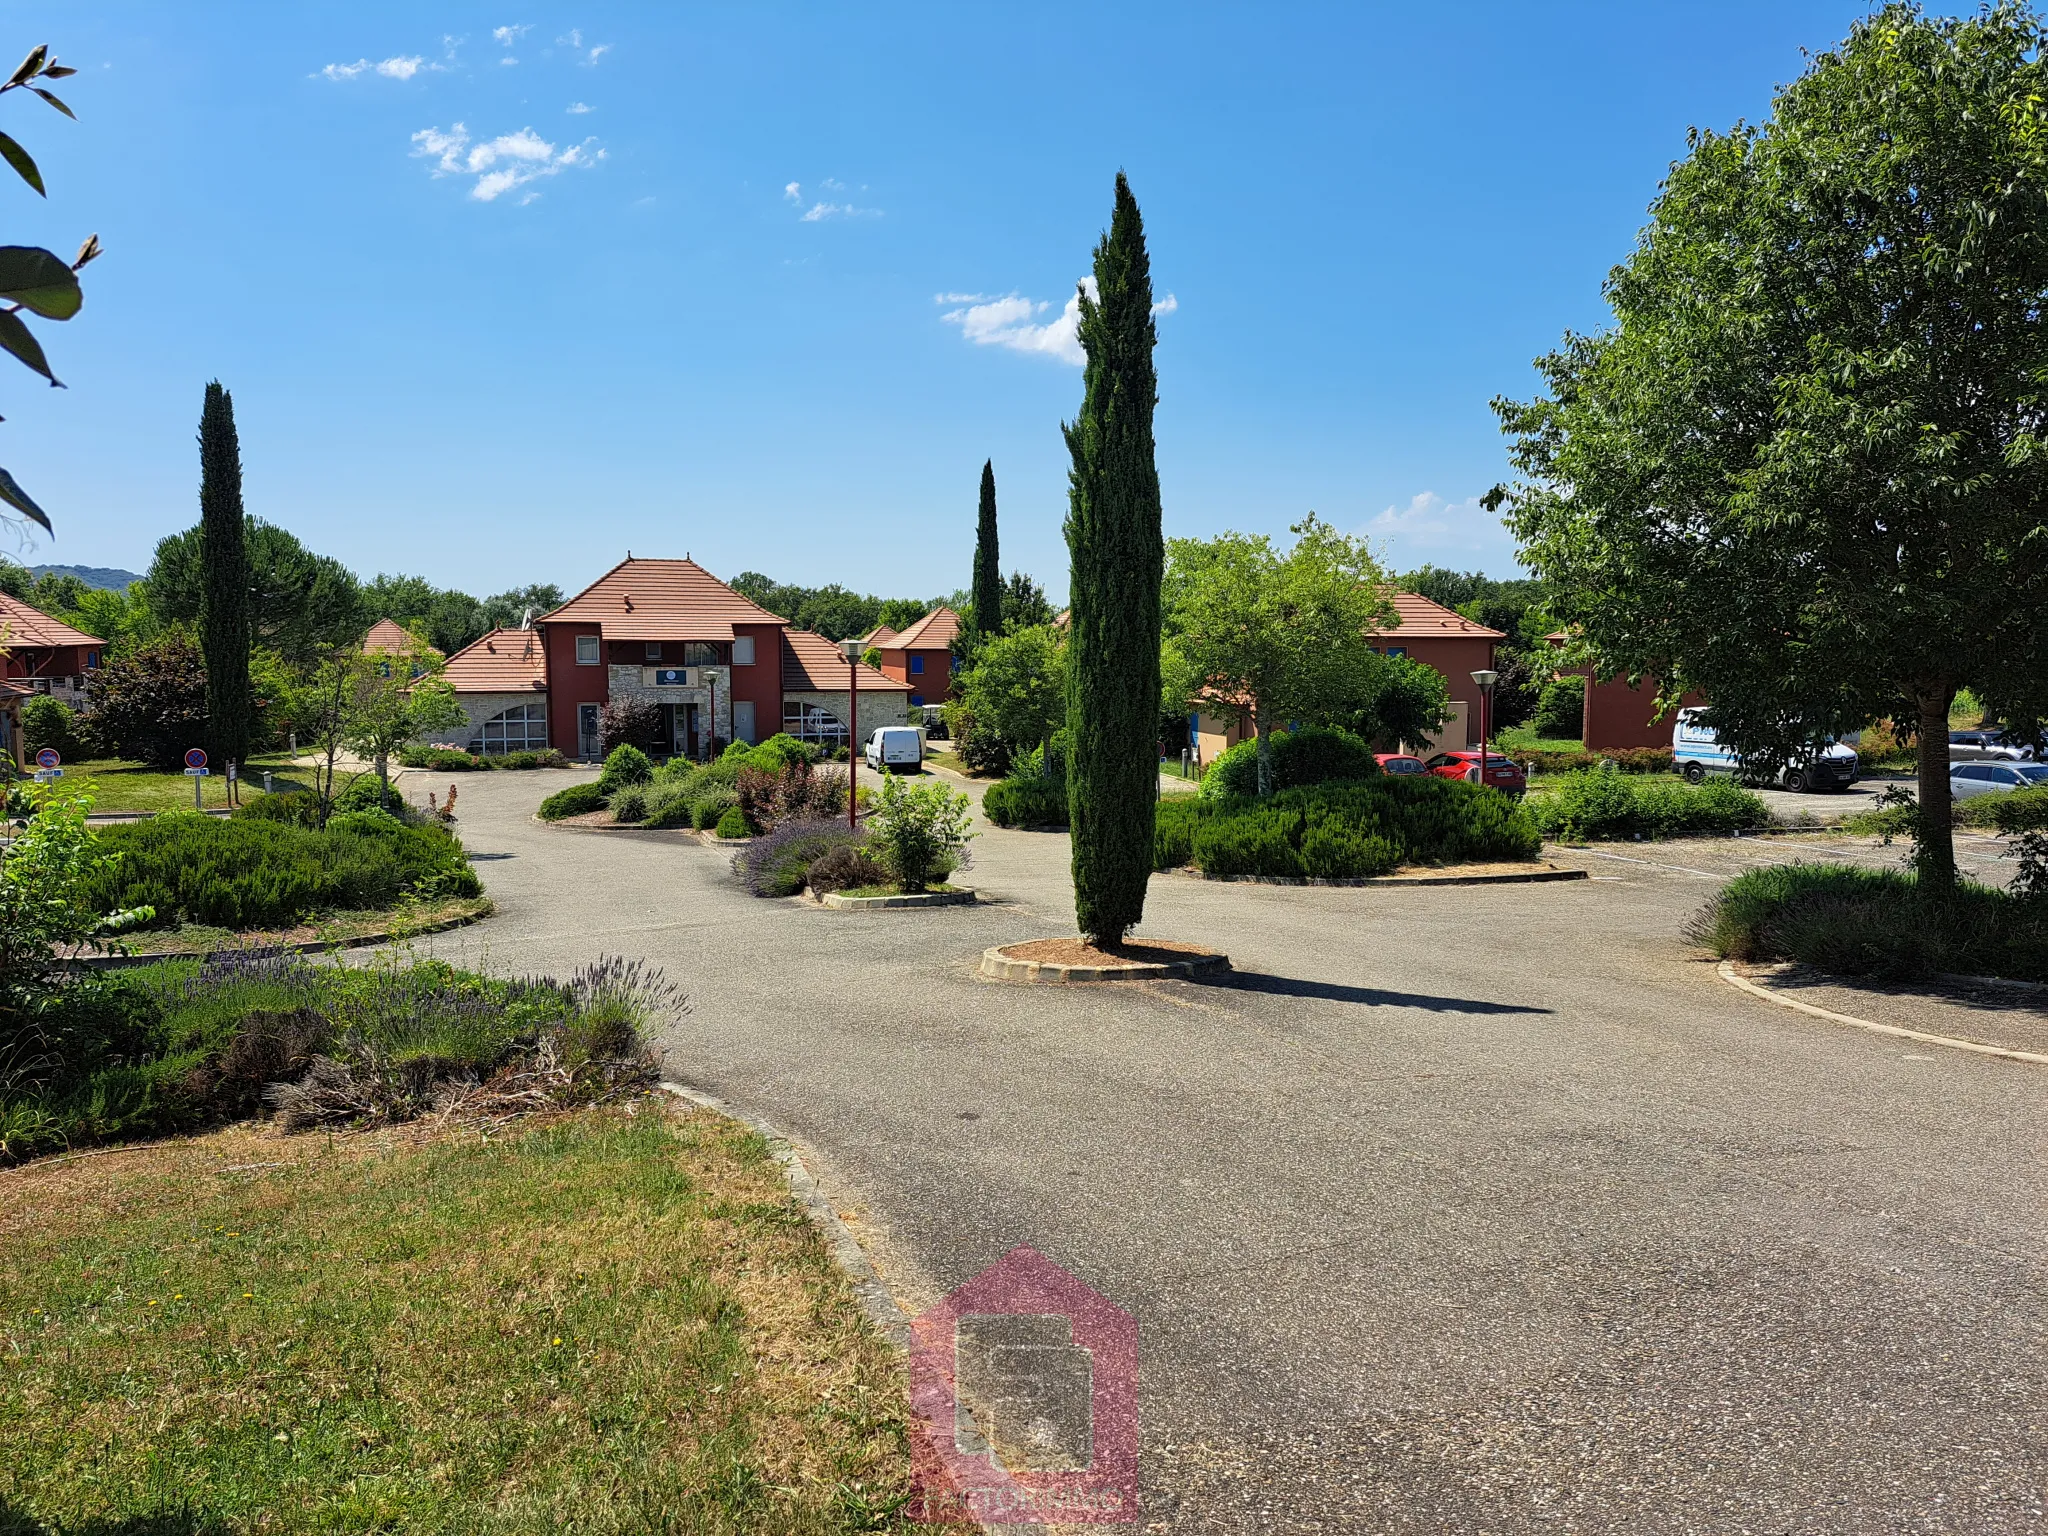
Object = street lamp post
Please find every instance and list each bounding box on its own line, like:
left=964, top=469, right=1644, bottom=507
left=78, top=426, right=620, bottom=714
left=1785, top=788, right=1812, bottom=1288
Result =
left=841, top=638, right=862, bottom=829
left=1470, top=668, right=1499, bottom=783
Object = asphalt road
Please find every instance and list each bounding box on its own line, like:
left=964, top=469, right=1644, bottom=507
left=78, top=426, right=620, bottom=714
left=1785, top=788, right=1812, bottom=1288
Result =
left=416, top=768, right=2046, bottom=1533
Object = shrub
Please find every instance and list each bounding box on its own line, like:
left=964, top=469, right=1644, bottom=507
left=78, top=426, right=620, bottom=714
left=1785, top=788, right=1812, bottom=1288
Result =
left=1192, top=814, right=1302, bottom=879
left=596, top=743, right=654, bottom=794
left=333, top=772, right=413, bottom=818
left=1298, top=817, right=1401, bottom=880
left=538, top=782, right=607, bottom=821
left=21, top=695, right=81, bottom=760
left=869, top=777, right=974, bottom=892
left=1959, top=785, right=2048, bottom=834
left=81, top=630, right=210, bottom=768
left=1526, top=766, right=1770, bottom=840
left=689, top=788, right=739, bottom=830
left=1519, top=747, right=1674, bottom=776
left=732, top=818, right=864, bottom=897
left=233, top=789, right=321, bottom=827
left=1200, top=727, right=1381, bottom=799
left=805, top=841, right=888, bottom=894
left=735, top=759, right=847, bottom=829
left=1532, top=677, right=1585, bottom=740
left=398, top=745, right=487, bottom=771
left=984, top=775, right=1070, bottom=828
left=598, top=696, right=666, bottom=759
left=730, top=732, right=822, bottom=775
left=610, top=787, right=649, bottom=823
left=85, top=812, right=479, bottom=930
left=714, top=806, right=750, bottom=839
left=490, top=748, right=568, bottom=770
left=1688, top=862, right=2047, bottom=983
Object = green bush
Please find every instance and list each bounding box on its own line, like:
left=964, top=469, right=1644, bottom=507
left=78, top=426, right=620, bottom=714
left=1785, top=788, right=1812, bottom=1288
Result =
left=596, top=743, right=653, bottom=794
left=732, top=819, right=863, bottom=897
left=1519, top=746, right=1674, bottom=776
left=1201, top=726, right=1381, bottom=799
left=715, top=806, right=750, bottom=838
left=869, top=777, right=973, bottom=892
left=689, top=788, right=739, bottom=830
left=722, top=733, right=821, bottom=776
left=398, top=746, right=485, bottom=771
left=84, top=812, right=479, bottom=930
left=1157, top=775, right=1539, bottom=877
left=1526, top=766, right=1770, bottom=840
left=333, top=772, right=409, bottom=817
left=1959, top=785, right=2048, bottom=833
left=1689, top=862, right=2047, bottom=982
left=233, top=789, right=321, bottom=827
left=984, top=775, right=1070, bottom=828
left=21, top=695, right=81, bottom=760
left=1532, top=677, right=1585, bottom=741
left=610, top=787, right=649, bottom=823
left=538, top=782, right=607, bottom=821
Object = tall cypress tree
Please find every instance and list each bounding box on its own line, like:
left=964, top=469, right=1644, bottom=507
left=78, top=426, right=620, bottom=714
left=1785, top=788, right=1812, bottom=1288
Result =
left=972, top=458, right=1003, bottom=636
left=1063, top=174, right=1163, bottom=947
left=197, top=380, right=253, bottom=766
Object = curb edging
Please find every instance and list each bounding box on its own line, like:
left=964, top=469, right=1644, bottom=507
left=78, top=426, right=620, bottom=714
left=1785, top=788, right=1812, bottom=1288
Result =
left=1716, top=961, right=2048, bottom=1066
left=1178, top=866, right=1588, bottom=888
left=979, top=945, right=1231, bottom=983
left=820, top=889, right=976, bottom=909
left=62, top=903, right=496, bottom=970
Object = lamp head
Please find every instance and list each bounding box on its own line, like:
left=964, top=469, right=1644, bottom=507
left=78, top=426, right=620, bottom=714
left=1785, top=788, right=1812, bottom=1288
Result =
left=841, top=638, right=864, bottom=662
left=1471, top=669, right=1499, bottom=687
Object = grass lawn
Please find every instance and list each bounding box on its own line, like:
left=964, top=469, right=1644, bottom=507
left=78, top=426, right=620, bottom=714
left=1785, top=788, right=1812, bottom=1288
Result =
left=0, top=1103, right=925, bottom=1534
left=57, top=754, right=327, bottom=815
left=921, top=749, right=984, bottom=778
left=1495, top=727, right=1586, bottom=754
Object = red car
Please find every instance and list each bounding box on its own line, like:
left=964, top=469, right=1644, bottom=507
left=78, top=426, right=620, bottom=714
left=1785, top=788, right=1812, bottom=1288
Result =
left=1373, top=752, right=1427, bottom=776
left=1423, top=750, right=1527, bottom=797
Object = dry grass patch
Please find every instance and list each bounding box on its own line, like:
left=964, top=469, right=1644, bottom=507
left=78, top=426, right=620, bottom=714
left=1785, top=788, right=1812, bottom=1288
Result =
left=0, top=1102, right=929, bottom=1534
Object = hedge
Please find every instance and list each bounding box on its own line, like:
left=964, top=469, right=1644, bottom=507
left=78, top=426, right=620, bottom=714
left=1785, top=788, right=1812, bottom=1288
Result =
left=1525, top=768, right=1770, bottom=840
left=1200, top=727, right=1381, bottom=799
left=1518, top=747, right=1674, bottom=776
left=86, top=812, right=480, bottom=930
left=984, top=775, right=1070, bottom=828
left=397, top=746, right=567, bottom=771
left=1156, top=776, right=1540, bottom=878
left=538, top=782, right=607, bottom=821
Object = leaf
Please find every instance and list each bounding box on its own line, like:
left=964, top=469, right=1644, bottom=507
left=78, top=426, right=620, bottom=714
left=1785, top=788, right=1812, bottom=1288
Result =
left=7, top=46, right=46, bottom=89
left=29, top=88, right=71, bottom=120
left=0, top=131, right=45, bottom=196
left=0, top=309, right=58, bottom=384
left=0, top=466, right=53, bottom=533
left=42, top=65, right=75, bottom=80
left=72, top=233, right=99, bottom=270
left=0, top=247, right=79, bottom=319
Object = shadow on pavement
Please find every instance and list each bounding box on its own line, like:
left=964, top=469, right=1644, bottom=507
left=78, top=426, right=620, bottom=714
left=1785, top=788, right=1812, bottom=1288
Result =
left=1190, top=971, right=1552, bottom=1015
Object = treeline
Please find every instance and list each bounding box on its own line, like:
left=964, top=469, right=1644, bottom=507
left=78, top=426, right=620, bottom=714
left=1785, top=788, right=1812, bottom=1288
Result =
left=728, top=569, right=1052, bottom=642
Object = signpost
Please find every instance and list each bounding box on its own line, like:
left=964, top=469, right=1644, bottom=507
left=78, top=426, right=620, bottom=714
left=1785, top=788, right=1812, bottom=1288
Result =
left=33, top=746, right=61, bottom=785
left=184, top=746, right=210, bottom=808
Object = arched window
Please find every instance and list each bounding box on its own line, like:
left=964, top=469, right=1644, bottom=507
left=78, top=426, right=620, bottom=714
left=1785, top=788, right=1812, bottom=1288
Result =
left=469, top=701, right=550, bottom=755
left=781, top=701, right=847, bottom=747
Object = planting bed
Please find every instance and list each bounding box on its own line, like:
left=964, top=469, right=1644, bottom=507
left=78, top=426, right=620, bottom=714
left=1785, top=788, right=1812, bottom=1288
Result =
left=981, top=937, right=1229, bottom=983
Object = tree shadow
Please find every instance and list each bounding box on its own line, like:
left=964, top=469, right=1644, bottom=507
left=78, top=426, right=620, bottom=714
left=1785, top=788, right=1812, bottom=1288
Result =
left=1188, top=970, right=1552, bottom=1015
left=0, top=1500, right=228, bottom=1536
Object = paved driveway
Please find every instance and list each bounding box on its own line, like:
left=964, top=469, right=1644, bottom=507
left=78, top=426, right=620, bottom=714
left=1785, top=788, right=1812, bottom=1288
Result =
left=420, top=768, right=2046, bottom=1533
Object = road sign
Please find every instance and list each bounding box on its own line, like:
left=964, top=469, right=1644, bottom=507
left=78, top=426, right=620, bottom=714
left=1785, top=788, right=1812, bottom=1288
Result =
left=185, top=747, right=208, bottom=770
left=34, top=747, right=59, bottom=770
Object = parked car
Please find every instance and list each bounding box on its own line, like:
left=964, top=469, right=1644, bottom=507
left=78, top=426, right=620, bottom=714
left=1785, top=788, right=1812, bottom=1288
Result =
left=863, top=725, right=924, bottom=773
left=1949, top=728, right=2038, bottom=762
left=1672, top=706, right=1859, bottom=791
left=1373, top=753, right=1426, bottom=776
left=1422, top=750, right=1527, bottom=797
left=1950, top=761, right=2048, bottom=799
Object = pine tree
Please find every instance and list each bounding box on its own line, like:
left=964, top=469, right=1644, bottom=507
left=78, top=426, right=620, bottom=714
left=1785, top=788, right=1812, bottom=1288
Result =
left=972, top=459, right=1003, bottom=637
left=1063, top=173, right=1163, bottom=947
left=197, top=380, right=252, bottom=767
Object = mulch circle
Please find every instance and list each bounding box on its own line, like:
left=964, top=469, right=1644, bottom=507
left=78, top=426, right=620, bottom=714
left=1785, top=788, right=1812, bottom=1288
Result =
left=980, top=936, right=1230, bottom=984
left=998, top=937, right=1219, bottom=967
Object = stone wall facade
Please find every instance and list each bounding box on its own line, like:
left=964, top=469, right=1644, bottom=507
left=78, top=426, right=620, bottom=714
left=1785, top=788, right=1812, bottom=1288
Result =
left=441, top=690, right=551, bottom=752
left=782, top=688, right=911, bottom=744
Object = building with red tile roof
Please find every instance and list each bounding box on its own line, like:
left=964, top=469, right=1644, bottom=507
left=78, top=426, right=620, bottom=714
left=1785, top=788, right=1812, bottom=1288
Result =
left=439, top=627, right=552, bottom=754
left=362, top=618, right=441, bottom=658
left=873, top=604, right=963, bottom=708
left=0, top=590, right=104, bottom=710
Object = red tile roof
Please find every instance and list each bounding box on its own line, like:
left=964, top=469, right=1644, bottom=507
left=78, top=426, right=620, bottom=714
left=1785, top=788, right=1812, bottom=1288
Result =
left=860, top=624, right=899, bottom=646
left=888, top=605, right=962, bottom=650
left=443, top=627, right=547, bottom=692
left=1368, top=592, right=1506, bottom=641
left=782, top=630, right=913, bottom=693
left=540, top=558, right=785, bottom=641
left=362, top=618, right=442, bottom=657
left=0, top=591, right=101, bottom=650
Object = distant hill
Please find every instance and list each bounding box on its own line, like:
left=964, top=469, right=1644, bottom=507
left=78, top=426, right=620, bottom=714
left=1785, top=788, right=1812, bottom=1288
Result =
left=29, top=564, right=142, bottom=590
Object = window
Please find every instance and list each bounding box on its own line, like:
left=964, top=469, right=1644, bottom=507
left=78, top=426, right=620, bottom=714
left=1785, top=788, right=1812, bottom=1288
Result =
left=782, top=701, right=847, bottom=747
left=575, top=635, right=600, bottom=665
left=732, top=635, right=755, bottom=665
left=909, top=694, right=924, bottom=708
left=682, top=641, right=726, bottom=667
left=468, top=701, right=550, bottom=755
left=909, top=654, right=925, bottom=675
left=1952, top=765, right=1990, bottom=781
left=645, top=643, right=663, bottom=661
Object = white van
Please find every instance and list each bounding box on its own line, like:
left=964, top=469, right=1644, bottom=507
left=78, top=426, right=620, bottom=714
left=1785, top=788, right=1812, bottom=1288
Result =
left=1672, top=707, right=1859, bottom=792
left=863, top=725, right=924, bottom=773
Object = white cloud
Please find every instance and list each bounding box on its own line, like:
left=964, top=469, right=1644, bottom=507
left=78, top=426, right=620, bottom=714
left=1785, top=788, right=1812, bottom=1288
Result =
left=317, top=53, right=436, bottom=81
left=1367, top=492, right=1522, bottom=570
left=410, top=122, right=606, bottom=202
left=558, top=29, right=610, bottom=65
left=937, top=278, right=1178, bottom=365
left=799, top=200, right=881, bottom=221
left=783, top=181, right=802, bottom=202
left=492, top=24, right=531, bottom=45
left=567, top=101, right=593, bottom=114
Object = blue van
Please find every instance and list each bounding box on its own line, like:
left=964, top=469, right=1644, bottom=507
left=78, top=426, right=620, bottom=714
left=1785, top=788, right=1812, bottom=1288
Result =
left=1672, top=707, right=1860, bottom=793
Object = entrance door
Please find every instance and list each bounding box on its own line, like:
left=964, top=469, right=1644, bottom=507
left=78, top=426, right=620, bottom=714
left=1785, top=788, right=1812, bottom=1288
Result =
left=577, top=703, right=601, bottom=760
left=682, top=702, right=702, bottom=761
left=733, top=700, right=755, bottom=744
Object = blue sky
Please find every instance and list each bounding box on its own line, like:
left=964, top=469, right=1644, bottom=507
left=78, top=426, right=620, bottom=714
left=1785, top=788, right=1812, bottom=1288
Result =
left=6, top=1, right=1906, bottom=602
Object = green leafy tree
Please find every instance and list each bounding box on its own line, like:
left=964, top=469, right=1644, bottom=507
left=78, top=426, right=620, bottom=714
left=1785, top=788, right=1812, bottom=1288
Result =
left=0, top=43, right=99, bottom=534
left=959, top=624, right=1067, bottom=770
left=1348, top=656, right=1453, bottom=751
left=278, top=652, right=357, bottom=825
left=482, top=583, right=563, bottom=630
left=344, top=639, right=464, bottom=807
left=972, top=459, right=1002, bottom=638
left=1161, top=516, right=1395, bottom=793
left=82, top=630, right=208, bottom=768
left=869, top=776, right=975, bottom=893
left=148, top=519, right=363, bottom=664
left=1002, top=571, right=1055, bottom=630
left=1491, top=3, right=2048, bottom=891
left=196, top=382, right=253, bottom=766
left=1064, top=173, right=1165, bottom=946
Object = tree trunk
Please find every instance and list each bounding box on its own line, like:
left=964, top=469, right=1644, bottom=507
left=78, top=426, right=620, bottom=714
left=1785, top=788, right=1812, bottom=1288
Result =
left=1914, top=688, right=1956, bottom=892
left=376, top=751, right=390, bottom=812
left=1253, top=705, right=1274, bottom=797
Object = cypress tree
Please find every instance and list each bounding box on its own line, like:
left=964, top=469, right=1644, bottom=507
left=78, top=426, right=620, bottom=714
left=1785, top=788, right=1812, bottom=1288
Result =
left=972, top=458, right=1002, bottom=636
left=197, top=380, right=253, bottom=766
left=1063, top=173, right=1163, bottom=947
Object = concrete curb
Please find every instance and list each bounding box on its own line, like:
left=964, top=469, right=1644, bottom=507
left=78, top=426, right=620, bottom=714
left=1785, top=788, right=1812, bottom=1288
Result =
left=700, top=832, right=753, bottom=848
left=1175, top=866, right=1588, bottom=889
left=820, top=889, right=976, bottom=910
left=1716, top=961, right=2048, bottom=1067
left=530, top=814, right=697, bottom=835
left=656, top=1080, right=909, bottom=1351
left=979, top=945, right=1231, bottom=983
left=63, top=904, right=496, bottom=970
